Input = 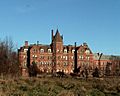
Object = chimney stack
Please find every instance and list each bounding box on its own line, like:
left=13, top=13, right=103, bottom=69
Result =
left=61, top=35, right=63, bottom=40
left=51, top=29, right=54, bottom=41
left=37, top=41, right=39, bottom=45
left=75, top=42, right=77, bottom=48
left=74, top=42, right=77, bottom=73
left=25, top=41, right=28, bottom=46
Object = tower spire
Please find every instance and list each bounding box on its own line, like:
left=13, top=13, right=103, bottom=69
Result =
left=53, top=29, right=63, bottom=42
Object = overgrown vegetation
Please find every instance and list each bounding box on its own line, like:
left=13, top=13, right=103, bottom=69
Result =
left=0, top=76, right=120, bottom=96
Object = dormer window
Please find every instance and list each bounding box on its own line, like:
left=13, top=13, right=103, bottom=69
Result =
left=64, top=49, right=67, bottom=53
left=48, top=49, right=51, bottom=53
left=85, top=50, right=90, bottom=54
left=24, top=49, right=28, bottom=52
left=72, top=49, right=75, bottom=53
left=40, top=49, right=44, bottom=53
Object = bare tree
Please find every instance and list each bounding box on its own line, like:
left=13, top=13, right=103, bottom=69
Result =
left=0, top=37, right=20, bottom=77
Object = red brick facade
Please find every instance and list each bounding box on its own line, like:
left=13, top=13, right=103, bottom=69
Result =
left=18, top=29, right=120, bottom=76
left=18, top=29, right=95, bottom=76
left=93, top=54, right=120, bottom=75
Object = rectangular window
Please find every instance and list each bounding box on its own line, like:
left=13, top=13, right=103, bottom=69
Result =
left=64, top=49, right=67, bottom=53
left=65, top=56, right=67, bottom=60
left=40, top=56, right=44, bottom=59
left=33, top=49, right=37, bottom=53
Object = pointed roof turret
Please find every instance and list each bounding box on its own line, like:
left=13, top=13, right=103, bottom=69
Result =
left=53, top=29, right=63, bottom=42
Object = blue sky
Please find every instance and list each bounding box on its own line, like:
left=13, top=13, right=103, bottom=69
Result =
left=0, top=0, right=120, bottom=55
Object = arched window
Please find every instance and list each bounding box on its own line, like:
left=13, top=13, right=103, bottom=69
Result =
left=24, top=49, right=28, bottom=52
left=85, top=50, right=90, bottom=54
left=40, top=49, right=44, bottom=53
left=72, top=49, right=75, bottom=53
left=64, top=49, right=67, bottom=53
left=48, top=49, right=51, bottom=53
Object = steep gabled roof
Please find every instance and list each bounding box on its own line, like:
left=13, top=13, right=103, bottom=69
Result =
left=53, top=29, right=63, bottom=42
left=76, top=43, right=93, bottom=54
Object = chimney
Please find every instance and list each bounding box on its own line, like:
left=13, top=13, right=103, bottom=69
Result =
left=75, top=42, right=77, bottom=48
left=25, top=41, right=28, bottom=46
left=51, top=29, right=54, bottom=41
left=74, top=42, right=77, bottom=73
left=61, top=35, right=63, bottom=40
left=37, top=41, right=39, bottom=45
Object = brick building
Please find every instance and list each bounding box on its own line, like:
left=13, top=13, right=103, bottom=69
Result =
left=18, top=29, right=94, bottom=76
left=94, top=54, right=120, bottom=75
left=18, top=29, right=120, bottom=76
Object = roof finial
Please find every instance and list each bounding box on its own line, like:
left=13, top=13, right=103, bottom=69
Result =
left=56, top=28, right=59, bottom=33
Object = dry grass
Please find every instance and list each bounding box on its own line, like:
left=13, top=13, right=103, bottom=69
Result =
left=0, top=76, right=120, bottom=96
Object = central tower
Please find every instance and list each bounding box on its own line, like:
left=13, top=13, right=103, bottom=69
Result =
left=51, top=29, right=63, bottom=72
